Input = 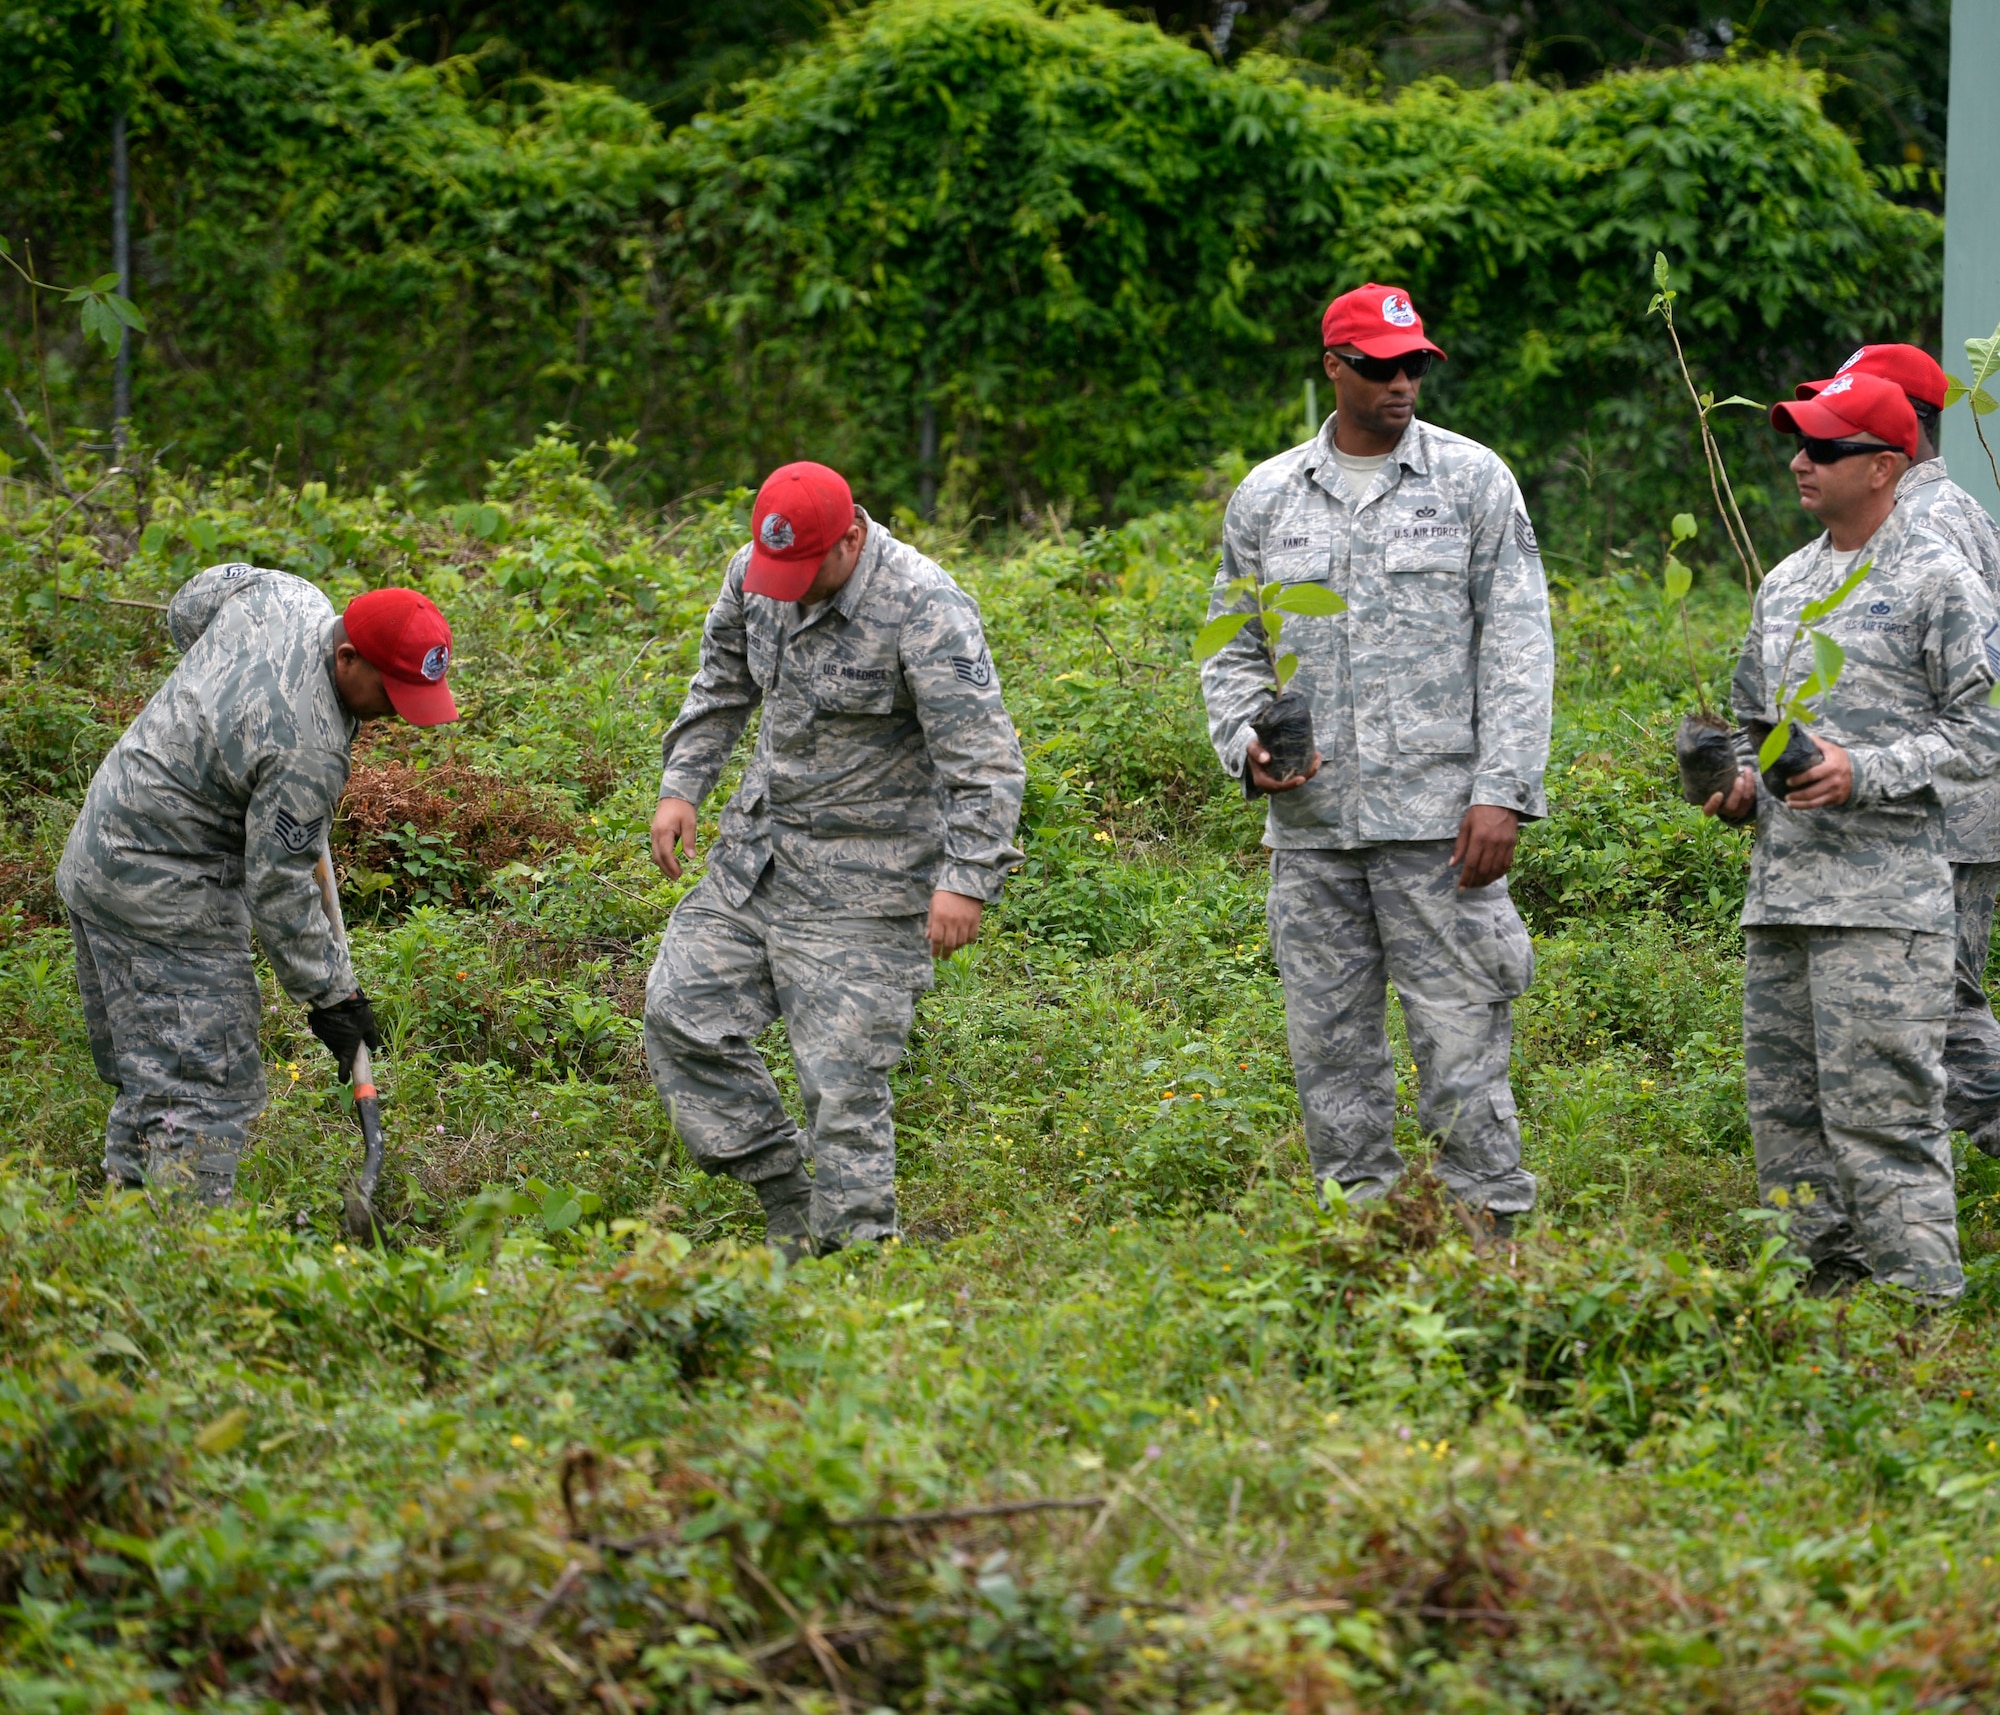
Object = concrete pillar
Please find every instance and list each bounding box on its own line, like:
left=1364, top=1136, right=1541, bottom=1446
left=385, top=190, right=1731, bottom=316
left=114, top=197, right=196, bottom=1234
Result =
left=1943, top=0, right=2000, bottom=520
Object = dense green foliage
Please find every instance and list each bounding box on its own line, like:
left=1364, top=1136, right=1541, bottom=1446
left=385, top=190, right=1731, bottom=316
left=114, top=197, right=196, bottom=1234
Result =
left=5, top=428, right=2000, bottom=1708
left=2, top=0, right=1939, bottom=548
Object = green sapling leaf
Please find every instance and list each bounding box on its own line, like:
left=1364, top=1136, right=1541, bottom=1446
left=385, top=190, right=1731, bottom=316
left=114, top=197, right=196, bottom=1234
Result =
left=1758, top=719, right=1793, bottom=772
left=105, top=292, right=146, bottom=332
left=1945, top=374, right=1968, bottom=408
left=1273, top=652, right=1299, bottom=689
left=1809, top=628, right=1845, bottom=690
left=1972, top=389, right=1997, bottom=417
left=1968, top=323, right=2000, bottom=392
left=1269, top=583, right=1346, bottom=616
left=1671, top=513, right=1698, bottom=544
left=1653, top=252, right=1670, bottom=290
left=1193, top=612, right=1254, bottom=661
left=1800, top=558, right=1872, bottom=624
left=1710, top=395, right=1766, bottom=410
left=1662, top=556, right=1692, bottom=603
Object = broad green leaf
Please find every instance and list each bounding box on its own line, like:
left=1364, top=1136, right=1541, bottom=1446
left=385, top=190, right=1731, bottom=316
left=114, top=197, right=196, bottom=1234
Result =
left=1800, top=558, right=1871, bottom=623
left=1757, top=719, right=1793, bottom=772
left=1269, top=582, right=1346, bottom=616
left=92, top=1331, right=144, bottom=1360
left=1972, top=388, right=1997, bottom=417
left=1810, top=628, right=1845, bottom=690
left=1989, top=680, right=2000, bottom=707
left=1662, top=556, right=1691, bottom=603
left=1652, top=251, right=1669, bottom=290
left=1944, top=374, right=1968, bottom=408
left=1273, top=651, right=1299, bottom=688
left=1193, top=612, right=1253, bottom=660
left=1670, top=512, right=1698, bottom=544
left=195, top=1408, right=250, bottom=1455
left=1710, top=395, right=1765, bottom=410
left=105, top=291, right=146, bottom=332
left=1222, top=575, right=1257, bottom=601
left=81, top=296, right=120, bottom=354
left=1968, top=322, right=2000, bottom=391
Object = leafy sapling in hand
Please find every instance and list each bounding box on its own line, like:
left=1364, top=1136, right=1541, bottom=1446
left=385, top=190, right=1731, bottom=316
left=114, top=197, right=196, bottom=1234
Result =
left=1752, top=556, right=1873, bottom=797
left=1194, top=575, right=1347, bottom=790
left=1663, top=512, right=1743, bottom=804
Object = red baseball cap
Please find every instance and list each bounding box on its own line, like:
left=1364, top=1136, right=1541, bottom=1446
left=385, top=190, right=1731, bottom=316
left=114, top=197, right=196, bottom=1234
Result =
left=1321, top=283, right=1448, bottom=360
left=1771, top=371, right=1918, bottom=459
left=746, top=462, right=856, bottom=601
left=1796, top=343, right=1948, bottom=410
left=342, top=588, right=458, bottom=726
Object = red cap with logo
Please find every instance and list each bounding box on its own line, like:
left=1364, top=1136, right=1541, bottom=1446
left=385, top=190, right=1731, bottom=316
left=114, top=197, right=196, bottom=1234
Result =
left=1796, top=343, right=1948, bottom=410
left=1320, top=283, right=1448, bottom=360
left=1770, top=371, right=1918, bottom=459
left=342, top=588, right=458, bottom=726
left=746, top=462, right=856, bottom=601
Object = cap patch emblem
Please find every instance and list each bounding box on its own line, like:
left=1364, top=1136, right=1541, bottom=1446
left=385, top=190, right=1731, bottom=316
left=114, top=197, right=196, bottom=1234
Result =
left=1838, top=348, right=1868, bottom=372
left=222, top=562, right=255, bottom=579
left=1821, top=374, right=1856, bottom=397
left=760, top=512, right=795, bottom=551
left=1380, top=293, right=1417, bottom=328
left=421, top=644, right=450, bottom=682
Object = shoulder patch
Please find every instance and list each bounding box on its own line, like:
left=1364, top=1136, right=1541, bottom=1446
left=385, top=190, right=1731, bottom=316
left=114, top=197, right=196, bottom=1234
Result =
left=274, top=809, right=327, bottom=856
left=950, top=653, right=994, bottom=689
left=1514, top=512, right=1540, bottom=558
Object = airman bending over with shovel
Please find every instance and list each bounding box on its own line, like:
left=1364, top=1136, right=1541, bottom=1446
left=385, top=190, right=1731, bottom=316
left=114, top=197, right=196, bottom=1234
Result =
left=58, top=570, right=458, bottom=1206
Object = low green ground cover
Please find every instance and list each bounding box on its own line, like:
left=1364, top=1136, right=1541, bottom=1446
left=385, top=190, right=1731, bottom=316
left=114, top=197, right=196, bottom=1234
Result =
left=5, top=440, right=2000, bottom=1709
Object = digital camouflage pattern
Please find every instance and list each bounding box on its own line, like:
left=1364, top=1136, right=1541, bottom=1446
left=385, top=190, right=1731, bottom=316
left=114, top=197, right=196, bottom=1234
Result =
left=1744, top=924, right=1962, bottom=1298
left=1944, top=858, right=2000, bottom=1148
left=58, top=564, right=359, bottom=1009
left=1731, top=512, right=2000, bottom=934
left=1267, top=842, right=1537, bottom=1215
left=72, top=914, right=267, bottom=1204
left=1896, top=459, right=2000, bottom=863
left=649, top=515, right=1025, bottom=1243
left=643, top=846, right=933, bottom=1245
left=1200, top=415, right=1555, bottom=847
left=658, top=511, right=1025, bottom=914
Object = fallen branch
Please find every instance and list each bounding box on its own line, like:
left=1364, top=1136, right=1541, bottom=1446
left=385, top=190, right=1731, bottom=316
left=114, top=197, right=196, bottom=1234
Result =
left=57, top=589, right=167, bottom=613
left=832, top=1495, right=1106, bottom=1530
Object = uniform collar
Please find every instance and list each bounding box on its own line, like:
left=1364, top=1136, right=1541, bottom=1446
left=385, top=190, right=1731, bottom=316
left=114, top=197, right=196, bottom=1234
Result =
left=1899, top=456, right=1947, bottom=497
left=788, top=508, right=881, bottom=633
left=1304, top=414, right=1430, bottom=485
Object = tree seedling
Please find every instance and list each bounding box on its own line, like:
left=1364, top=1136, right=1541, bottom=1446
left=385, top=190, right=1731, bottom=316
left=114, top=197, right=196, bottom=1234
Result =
left=1648, top=254, right=1767, bottom=599
left=1662, top=511, right=1745, bottom=805
left=1753, top=555, right=1874, bottom=797
left=1193, top=575, right=1347, bottom=781
left=1943, top=315, right=2000, bottom=495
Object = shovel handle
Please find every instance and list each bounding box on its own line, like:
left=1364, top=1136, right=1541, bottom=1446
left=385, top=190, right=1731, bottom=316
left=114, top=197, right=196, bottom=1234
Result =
left=314, top=843, right=386, bottom=1204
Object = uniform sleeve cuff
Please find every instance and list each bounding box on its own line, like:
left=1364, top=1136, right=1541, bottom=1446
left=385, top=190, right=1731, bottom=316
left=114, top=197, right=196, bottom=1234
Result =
left=936, top=863, right=1008, bottom=903
left=659, top=770, right=708, bottom=806
left=1470, top=776, right=1539, bottom=818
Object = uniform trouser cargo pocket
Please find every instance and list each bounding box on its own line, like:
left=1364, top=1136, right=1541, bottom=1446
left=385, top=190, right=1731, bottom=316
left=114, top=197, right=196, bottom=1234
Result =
left=72, top=916, right=267, bottom=1202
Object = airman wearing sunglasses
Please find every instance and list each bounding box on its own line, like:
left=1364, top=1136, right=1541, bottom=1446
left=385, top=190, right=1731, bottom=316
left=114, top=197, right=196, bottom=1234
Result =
left=1796, top=349, right=2000, bottom=1160
left=1199, top=282, right=1555, bottom=1233
left=1704, top=371, right=2000, bottom=1302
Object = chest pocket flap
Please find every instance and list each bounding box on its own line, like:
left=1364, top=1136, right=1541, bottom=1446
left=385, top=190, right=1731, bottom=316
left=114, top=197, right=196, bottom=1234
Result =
left=812, top=657, right=899, bottom=714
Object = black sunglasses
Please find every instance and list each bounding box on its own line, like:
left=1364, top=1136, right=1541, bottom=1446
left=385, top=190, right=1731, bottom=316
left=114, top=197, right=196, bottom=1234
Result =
left=1333, top=349, right=1434, bottom=383
left=1796, top=435, right=1895, bottom=464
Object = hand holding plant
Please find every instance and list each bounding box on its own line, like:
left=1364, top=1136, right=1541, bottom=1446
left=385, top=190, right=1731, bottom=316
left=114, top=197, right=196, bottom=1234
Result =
left=1195, top=574, right=1347, bottom=783
left=1662, top=512, right=1743, bottom=805
left=1752, top=556, right=1873, bottom=800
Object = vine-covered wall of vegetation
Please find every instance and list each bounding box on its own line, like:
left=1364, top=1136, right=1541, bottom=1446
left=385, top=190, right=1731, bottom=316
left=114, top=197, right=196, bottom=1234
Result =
left=2, top=0, right=1940, bottom=549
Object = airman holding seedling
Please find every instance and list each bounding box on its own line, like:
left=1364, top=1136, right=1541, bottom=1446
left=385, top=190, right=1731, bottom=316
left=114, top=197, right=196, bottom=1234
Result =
left=1197, top=283, right=1555, bottom=1233
left=1704, top=371, right=2000, bottom=1301
left=1792, top=345, right=2000, bottom=1158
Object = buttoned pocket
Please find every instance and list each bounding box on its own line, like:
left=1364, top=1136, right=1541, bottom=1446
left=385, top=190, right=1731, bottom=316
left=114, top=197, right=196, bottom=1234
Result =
left=812, top=660, right=898, bottom=715
left=745, top=616, right=782, bottom=691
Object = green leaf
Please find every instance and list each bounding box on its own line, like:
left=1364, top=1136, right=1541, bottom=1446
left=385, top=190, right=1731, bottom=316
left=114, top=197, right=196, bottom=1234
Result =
left=1809, top=628, right=1846, bottom=690
left=1710, top=395, right=1766, bottom=410
left=1757, top=719, right=1792, bottom=772
left=1945, top=373, right=1968, bottom=408
left=0, top=236, right=11, bottom=256
left=1269, top=582, right=1346, bottom=616
left=194, top=1408, right=250, bottom=1456
left=1652, top=251, right=1669, bottom=291
left=1273, top=651, right=1299, bottom=689
left=1662, top=556, right=1692, bottom=603
left=1967, top=321, right=2000, bottom=391
left=80, top=296, right=121, bottom=354
left=1971, top=388, right=1997, bottom=417
left=1800, top=558, right=1871, bottom=623
left=105, top=292, right=146, bottom=332
left=1670, top=512, right=1698, bottom=544
left=1193, top=612, right=1253, bottom=661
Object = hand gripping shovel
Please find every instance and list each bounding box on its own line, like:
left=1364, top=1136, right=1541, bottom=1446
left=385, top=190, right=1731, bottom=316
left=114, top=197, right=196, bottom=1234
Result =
left=312, top=840, right=386, bottom=1242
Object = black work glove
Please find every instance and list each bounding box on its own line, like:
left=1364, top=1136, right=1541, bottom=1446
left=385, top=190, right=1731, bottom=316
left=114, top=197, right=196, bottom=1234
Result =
left=308, top=990, right=382, bottom=1082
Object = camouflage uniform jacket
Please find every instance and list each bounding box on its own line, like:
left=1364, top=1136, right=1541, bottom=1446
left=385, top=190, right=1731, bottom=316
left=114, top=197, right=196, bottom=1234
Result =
left=1896, top=458, right=2000, bottom=862
left=56, top=564, right=359, bottom=1008
left=1199, top=415, right=1555, bottom=847
left=658, top=512, right=1026, bottom=915
left=1731, top=511, right=2000, bottom=933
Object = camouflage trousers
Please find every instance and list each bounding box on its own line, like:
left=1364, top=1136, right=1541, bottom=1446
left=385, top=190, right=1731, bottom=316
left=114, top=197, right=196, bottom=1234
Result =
left=642, top=866, right=933, bottom=1246
left=70, top=914, right=267, bottom=1203
left=1944, top=861, right=2000, bottom=1143
left=1267, top=843, right=1537, bottom=1215
left=1743, top=925, right=1962, bottom=1298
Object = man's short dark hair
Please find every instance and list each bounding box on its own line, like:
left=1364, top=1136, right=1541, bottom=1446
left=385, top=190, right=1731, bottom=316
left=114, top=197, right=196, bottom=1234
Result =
left=1912, top=397, right=1941, bottom=448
